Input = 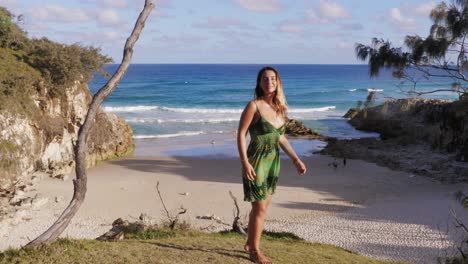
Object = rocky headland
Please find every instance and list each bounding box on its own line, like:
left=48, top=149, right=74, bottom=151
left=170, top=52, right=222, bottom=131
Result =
left=321, top=98, right=468, bottom=182
left=0, top=80, right=134, bottom=220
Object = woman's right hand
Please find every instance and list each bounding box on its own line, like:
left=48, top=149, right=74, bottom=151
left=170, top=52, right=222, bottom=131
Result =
left=242, top=161, right=257, bottom=181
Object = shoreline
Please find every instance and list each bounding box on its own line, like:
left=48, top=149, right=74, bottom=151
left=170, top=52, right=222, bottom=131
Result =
left=1, top=150, right=467, bottom=263
left=133, top=134, right=327, bottom=158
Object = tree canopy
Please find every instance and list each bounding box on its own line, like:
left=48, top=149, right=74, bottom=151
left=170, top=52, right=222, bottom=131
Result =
left=355, top=0, right=468, bottom=99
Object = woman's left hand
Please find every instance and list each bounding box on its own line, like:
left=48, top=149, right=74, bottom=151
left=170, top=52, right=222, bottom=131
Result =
left=293, top=159, right=307, bottom=176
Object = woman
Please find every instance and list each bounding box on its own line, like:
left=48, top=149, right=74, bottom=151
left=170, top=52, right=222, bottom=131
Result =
left=237, top=66, right=307, bottom=264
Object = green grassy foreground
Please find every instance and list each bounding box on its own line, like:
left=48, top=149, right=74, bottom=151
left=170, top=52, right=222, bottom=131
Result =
left=0, top=229, right=407, bottom=264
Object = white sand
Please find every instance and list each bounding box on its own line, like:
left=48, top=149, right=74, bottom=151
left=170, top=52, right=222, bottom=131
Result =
left=1, top=154, right=467, bottom=264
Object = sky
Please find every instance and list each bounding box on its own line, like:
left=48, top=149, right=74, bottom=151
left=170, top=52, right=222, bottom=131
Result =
left=0, top=0, right=440, bottom=64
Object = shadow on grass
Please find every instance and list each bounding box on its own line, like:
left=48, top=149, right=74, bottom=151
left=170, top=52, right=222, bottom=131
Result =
left=142, top=241, right=250, bottom=261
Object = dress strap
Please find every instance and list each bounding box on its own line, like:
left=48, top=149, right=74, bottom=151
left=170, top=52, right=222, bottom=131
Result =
left=253, top=100, right=261, bottom=117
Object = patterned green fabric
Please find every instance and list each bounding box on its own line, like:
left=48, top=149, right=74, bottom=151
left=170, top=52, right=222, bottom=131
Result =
left=243, top=116, right=285, bottom=202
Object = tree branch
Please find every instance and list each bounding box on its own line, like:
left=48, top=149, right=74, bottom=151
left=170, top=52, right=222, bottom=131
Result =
left=407, top=88, right=459, bottom=96
left=25, top=0, right=154, bottom=248
left=156, top=181, right=172, bottom=221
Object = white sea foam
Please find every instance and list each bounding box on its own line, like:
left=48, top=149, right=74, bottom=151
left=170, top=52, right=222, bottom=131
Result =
left=126, top=118, right=240, bottom=124
left=134, top=131, right=205, bottom=139
left=367, top=88, right=384, bottom=92
left=103, top=106, right=161, bottom=112
left=104, top=105, right=337, bottom=114
left=349, top=89, right=357, bottom=92
left=160, top=107, right=242, bottom=113
left=288, top=106, right=336, bottom=113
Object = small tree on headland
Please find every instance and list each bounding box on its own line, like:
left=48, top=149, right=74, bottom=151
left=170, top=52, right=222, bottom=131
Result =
left=25, top=0, right=154, bottom=248
left=355, top=0, right=468, bottom=100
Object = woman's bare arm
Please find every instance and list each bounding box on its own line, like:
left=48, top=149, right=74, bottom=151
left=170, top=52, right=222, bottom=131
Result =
left=279, top=134, right=307, bottom=175
left=237, top=101, right=257, bottom=181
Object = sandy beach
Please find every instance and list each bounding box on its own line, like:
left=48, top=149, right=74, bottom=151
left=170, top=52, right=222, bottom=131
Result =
left=1, top=137, right=468, bottom=264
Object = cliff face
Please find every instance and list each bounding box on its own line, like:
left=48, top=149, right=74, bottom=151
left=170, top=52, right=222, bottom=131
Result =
left=348, top=98, right=468, bottom=161
left=0, top=81, right=134, bottom=189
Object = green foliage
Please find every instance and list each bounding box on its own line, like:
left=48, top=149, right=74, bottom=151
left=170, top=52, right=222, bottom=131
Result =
left=25, top=38, right=112, bottom=94
left=355, top=0, right=468, bottom=98
left=0, top=6, right=112, bottom=116
left=0, top=48, right=41, bottom=115
left=0, top=7, right=27, bottom=50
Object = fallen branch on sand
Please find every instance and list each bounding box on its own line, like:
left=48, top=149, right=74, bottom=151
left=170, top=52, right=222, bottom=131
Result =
left=229, top=191, right=247, bottom=236
left=156, top=181, right=187, bottom=230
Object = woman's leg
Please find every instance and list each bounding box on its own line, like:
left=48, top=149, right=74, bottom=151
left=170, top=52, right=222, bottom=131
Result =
left=245, top=194, right=273, bottom=263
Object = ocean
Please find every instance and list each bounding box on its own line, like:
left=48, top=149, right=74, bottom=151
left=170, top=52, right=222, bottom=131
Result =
left=88, top=64, right=457, bottom=157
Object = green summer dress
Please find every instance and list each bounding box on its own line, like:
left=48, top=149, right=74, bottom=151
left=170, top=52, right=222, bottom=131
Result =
left=243, top=111, right=286, bottom=202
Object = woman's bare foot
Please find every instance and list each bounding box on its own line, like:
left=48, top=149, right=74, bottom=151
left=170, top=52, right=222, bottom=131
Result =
left=244, top=243, right=251, bottom=253
left=249, top=250, right=272, bottom=264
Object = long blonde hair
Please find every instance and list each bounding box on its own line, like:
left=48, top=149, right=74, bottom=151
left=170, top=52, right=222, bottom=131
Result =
left=254, top=66, right=288, bottom=118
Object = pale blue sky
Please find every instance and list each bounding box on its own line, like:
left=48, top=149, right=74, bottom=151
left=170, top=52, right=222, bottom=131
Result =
left=1, top=0, right=439, bottom=64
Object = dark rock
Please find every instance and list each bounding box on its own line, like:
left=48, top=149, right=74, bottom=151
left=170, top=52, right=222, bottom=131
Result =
left=343, top=108, right=360, bottom=119
left=285, top=118, right=327, bottom=140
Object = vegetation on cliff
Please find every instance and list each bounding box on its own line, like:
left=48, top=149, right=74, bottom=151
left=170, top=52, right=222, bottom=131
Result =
left=0, top=6, right=112, bottom=115
left=0, top=6, right=135, bottom=191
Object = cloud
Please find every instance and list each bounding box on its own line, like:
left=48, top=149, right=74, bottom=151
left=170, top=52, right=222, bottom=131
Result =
left=306, top=0, right=351, bottom=24
left=155, top=0, right=172, bottom=8
left=193, top=16, right=254, bottom=30
left=306, top=9, right=328, bottom=24
left=103, top=31, right=121, bottom=41
left=153, top=34, right=206, bottom=46
left=234, top=0, right=282, bottom=13
left=389, top=7, right=418, bottom=31
left=413, top=1, right=437, bottom=16
left=278, top=21, right=304, bottom=33
left=336, top=41, right=351, bottom=49
left=318, top=0, right=351, bottom=20
left=29, top=5, right=90, bottom=23
left=340, top=22, right=363, bottom=31
left=98, top=9, right=121, bottom=26
left=0, top=0, right=16, bottom=7
left=95, top=0, right=127, bottom=8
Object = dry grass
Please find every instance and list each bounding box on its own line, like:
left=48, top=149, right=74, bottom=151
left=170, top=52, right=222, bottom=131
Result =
left=0, top=229, right=408, bottom=264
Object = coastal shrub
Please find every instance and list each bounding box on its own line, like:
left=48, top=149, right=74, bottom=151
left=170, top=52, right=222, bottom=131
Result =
left=0, top=6, right=112, bottom=116
left=0, top=48, right=41, bottom=116
left=24, top=38, right=112, bottom=96
left=0, top=7, right=27, bottom=50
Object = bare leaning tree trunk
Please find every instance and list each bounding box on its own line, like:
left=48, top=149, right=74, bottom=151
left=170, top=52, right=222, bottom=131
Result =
left=25, top=0, right=154, bottom=248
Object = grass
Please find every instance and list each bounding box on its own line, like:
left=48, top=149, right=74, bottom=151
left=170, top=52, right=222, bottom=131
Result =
left=0, top=229, right=408, bottom=264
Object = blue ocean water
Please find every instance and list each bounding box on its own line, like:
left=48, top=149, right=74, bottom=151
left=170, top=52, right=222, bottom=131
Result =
left=89, top=64, right=457, bottom=140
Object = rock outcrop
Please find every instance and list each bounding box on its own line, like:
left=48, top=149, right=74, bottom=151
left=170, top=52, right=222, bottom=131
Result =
left=322, top=98, right=468, bottom=182
left=285, top=118, right=327, bottom=140
left=348, top=98, right=468, bottom=161
left=0, top=81, right=134, bottom=190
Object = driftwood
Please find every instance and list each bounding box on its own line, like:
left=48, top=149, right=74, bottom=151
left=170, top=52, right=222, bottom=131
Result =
left=25, top=0, right=154, bottom=248
left=96, top=218, right=127, bottom=241
left=229, top=191, right=247, bottom=236
left=97, top=216, right=158, bottom=241
left=156, top=181, right=187, bottom=230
